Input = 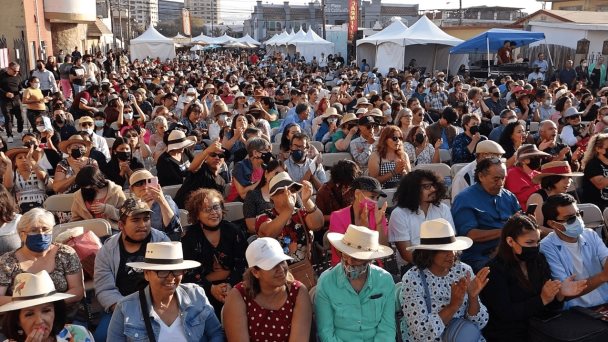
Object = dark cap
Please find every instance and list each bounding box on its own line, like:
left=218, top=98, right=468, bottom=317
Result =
left=358, top=116, right=378, bottom=126
left=119, top=198, right=153, bottom=218
left=352, top=177, right=387, bottom=197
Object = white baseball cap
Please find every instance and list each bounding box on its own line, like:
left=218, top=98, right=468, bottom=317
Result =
left=246, top=237, right=293, bottom=270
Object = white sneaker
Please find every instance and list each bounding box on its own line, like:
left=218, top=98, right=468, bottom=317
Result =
left=7, top=137, right=13, bottom=143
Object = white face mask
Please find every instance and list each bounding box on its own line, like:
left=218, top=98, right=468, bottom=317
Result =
left=544, top=99, right=552, bottom=107
left=36, top=125, right=46, bottom=133
left=31, top=83, right=40, bottom=89
left=83, top=127, right=93, bottom=135
left=507, top=118, right=518, bottom=124
left=383, top=109, right=391, bottom=116
left=186, top=96, right=194, bottom=102
left=218, top=114, right=227, bottom=122
left=123, top=113, right=133, bottom=120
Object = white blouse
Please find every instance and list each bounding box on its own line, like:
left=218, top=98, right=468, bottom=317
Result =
left=400, top=262, right=489, bottom=341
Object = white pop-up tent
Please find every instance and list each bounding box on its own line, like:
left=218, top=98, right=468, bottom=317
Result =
left=288, top=29, right=334, bottom=62
left=356, top=19, right=409, bottom=70
left=130, top=26, right=175, bottom=61
left=215, top=34, right=237, bottom=45
left=237, top=34, right=261, bottom=46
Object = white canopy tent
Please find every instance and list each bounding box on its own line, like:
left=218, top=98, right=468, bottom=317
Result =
left=237, top=34, right=261, bottom=46
left=130, top=26, right=175, bottom=61
left=288, top=29, right=334, bottom=63
left=356, top=19, right=409, bottom=70
left=215, top=34, right=237, bottom=45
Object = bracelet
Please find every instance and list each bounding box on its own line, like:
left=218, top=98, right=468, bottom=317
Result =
left=306, top=204, right=318, bottom=214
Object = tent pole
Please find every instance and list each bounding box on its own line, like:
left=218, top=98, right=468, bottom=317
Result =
left=447, top=53, right=451, bottom=77
left=544, top=40, right=554, bottom=74
left=486, top=37, right=491, bottom=78
left=432, top=45, right=437, bottom=74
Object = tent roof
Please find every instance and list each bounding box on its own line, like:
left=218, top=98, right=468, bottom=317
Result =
left=173, top=33, right=186, bottom=39
left=450, top=28, right=545, bottom=54
left=402, top=16, right=462, bottom=46
left=215, top=34, right=237, bottom=45
left=269, top=31, right=292, bottom=45
left=285, top=28, right=309, bottom=44
left=237, top=34, right=261, bottom=45
left=357, top=19, right=408, bottom=46
left=264, top=33, right=280, bottom=44
left=131, top=26, right=173, bottom=43
left=289, top=29, right=333, bottom=45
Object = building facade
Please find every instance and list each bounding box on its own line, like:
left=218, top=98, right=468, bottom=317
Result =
left=130, top=0, right=159, bottom=27
left=185, top=0, right=221, bottom=25
left=159, top=0, right=185, bottom=22
left=539, top=0, right=608, bottom=11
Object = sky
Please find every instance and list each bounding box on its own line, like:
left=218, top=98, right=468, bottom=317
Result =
left=217, top=0, right=546, bottom=23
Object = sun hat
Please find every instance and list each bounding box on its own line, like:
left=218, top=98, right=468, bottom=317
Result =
left=79, top=116, right=94, bottom=125
left=355, top=108, right=368, bottom=116
left=367, top=108, right=384, bottom=117
left=356, top=97, right=371, bottom=107
left=0, top=271, right=74, bottom=313
left=246, top=237, right=293, bottom=270
left=186, top=87, right=198, bottom=95
left=358, top=115, right=378, bottom=126
left=563, top=106, right=584, bottom=118
left=127, top=242, right=200, bottom=271
left=516, top=144, right=551, bottom=161
left=532, top=161, right=584, bottom=184
left=58, top=135, right=91, bottom=154
left=555, top=88, right=570, bottom=100
left=269, top=172, right=302, bottom=197
left=6, top=147, right=31, bottom=162
left=166, top=129, right=195, bottom=152
left=119, top=198, right=153, bottom=218
left=327, top=225, right=393, bottom=260
left=204, top=83, right=215, bottom=90
left=475, top=140, right=506, bottom=155
left=129, top=169, right=155, bottom=187
left=407, top=219, right=473, bottom=251
left=318, top=107, right=341, bottom=120
left=340, top=112, right=358, bottom=125
left=212, top=101, right=231, bottom=116
left=352, top=176, right=387, bottom=198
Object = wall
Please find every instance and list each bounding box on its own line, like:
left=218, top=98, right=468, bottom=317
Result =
left=442, top=27, right=488, bottom=40
left=51, top=23, right=88, bottom=58
left=0, top=2, right=25, bottom=64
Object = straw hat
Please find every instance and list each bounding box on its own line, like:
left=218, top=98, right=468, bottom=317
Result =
left=355, top=108, right=368, bottom=116
left=269, top=172, right=302, bottom=197
left=328, top=225, right=393, bottom=260
left=515, top=144, right=551, bottom=161
left=555, top=88, right=570, bottom=101
left=532, top=161, right=584, bottom=184
left=318, top=107, right=341, bottom=120
left=127, top=242, right=201, bottom=271
left=166, top=130, right=195, bottom=152
left=0, top=271, right=74, bottom=312
left=407, top=219, right=473, bottom=251
left=246, top=237, right=293, bottom=270
left=58, top=135, right=91, bottom=154
left=340, top=112, right=358, bottom=125
left=129, top=169, right=155, bottom=187
left=356, top=97, right=371, bottom=107
left=367, top=108, right=384, bottom=118
left=6, top=147, right=31, bottom=162
left=475, top=140, right=506, bottom=155
left=212, top=101, right=231, bottom=116
left=563, top=106, right=584, bottom=119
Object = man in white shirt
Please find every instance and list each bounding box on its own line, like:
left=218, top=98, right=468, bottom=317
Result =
left=83, top=55, right=100, bottom=84
left=452, top=140, right=505, bottom=199
left=363, top=75, right=381, bottom=95
left=79, top=115, right=111, bottom=161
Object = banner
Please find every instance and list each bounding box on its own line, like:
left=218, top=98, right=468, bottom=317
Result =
left=347, top=0, right=358, bottom=43
left=182, top=9, right=191, bottom=36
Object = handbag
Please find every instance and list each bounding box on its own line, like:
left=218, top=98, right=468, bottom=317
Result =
left=418, top=269, right=481, bottom=342
left=139, top=289, right=157, bottom=342
left=287, top=209, right=317, bottom=289
left=65, top=230, right=102, bottom=280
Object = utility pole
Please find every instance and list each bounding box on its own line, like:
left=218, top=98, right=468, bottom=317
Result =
left=108, top=0, right=117, bottom=50
left=321, top=0, right=327, bottom=39
left=118, top=0, right=124, bottom=50
left=127, top=0, right=131, bottom=44
left=459, top=0, right=463, bottom=26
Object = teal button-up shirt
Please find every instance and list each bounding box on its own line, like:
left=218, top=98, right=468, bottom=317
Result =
left=315, top=263, right=396, bottom=342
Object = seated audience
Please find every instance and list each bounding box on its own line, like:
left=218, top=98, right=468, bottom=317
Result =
left=102, top=136, right=144, bottom=188
left=0, top=185, right=21, bottom=255
left=53, top=135, right=98, bottom=194
left=350, top=116, right=379, bottom=170
left=582, top=133, right=608, bottom=211
left=499, top=121, right=527, bottom=168
left=243, top=159, right=285, bottom=233
left=156, top=129, right=194, bottom=186
left=504, top=144, right=551, bottom=210
left=452, top=113, right=486, bottom=164
left=284, top=132, right=327, bottom=190
left=315, top=160, right=361, bottom=226
left=2, top=147, right=52, bottom=213
left=452, top=140, right=505, bottom=199
left=404, top=125, right=441, bottom=166
left=368, top=125, right=410, bottom=188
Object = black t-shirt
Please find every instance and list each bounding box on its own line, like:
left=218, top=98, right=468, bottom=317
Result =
left=583, top=157, right=608, bottom=211
left=156, top=152, right=190, bottom=187
left=102, top=157, right=144, bottom=188
left=70, top=65, right=86, bottom=86
left=115, top=234, right=152, bottom=296
left=174, top=163, right=227, bottom=208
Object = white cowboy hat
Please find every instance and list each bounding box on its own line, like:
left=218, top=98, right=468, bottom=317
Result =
left=407, top=219, right=473, bottom=251
left=246, top=237, right=293, bottom=270
left=328, top=225, right=393, bottom=260
left=268, top=172, right=302, bottom=197
left=166, top=129, right=195, bottom=152
left=127, top=242, right=201, bottom=271
left=0, top=271, right=74, bottom=312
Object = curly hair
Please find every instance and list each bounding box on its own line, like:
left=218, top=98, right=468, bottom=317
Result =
left=375, top=125, right=402, bottom=159
left=412, top=249, right=439, bottom=270
left=498, top=121, right=525, bottom=150
left=0, top=185, right=17, bottom=223
left=330, top=160, right=361, bottom=186
left=185, top=188, right=225, bottom=224
left=395, top=169, right=447, bottom=211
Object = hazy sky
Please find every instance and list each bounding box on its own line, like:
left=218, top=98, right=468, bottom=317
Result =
left=217, top=0, right=545, bottom=23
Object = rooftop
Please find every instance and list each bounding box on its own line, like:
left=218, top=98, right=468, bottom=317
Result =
left=512, top=9, right=608, bottom=26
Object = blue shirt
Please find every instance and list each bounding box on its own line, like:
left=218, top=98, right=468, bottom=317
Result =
left=149, top=195, right=182, bottom=241
left=452, top=184, right=520, bottom=270
left=540, top=229, right=608, bottom=309
left=440, top=128, right=450, bottom=149
left=315, top=264, right=396, bottom=341
left=488, top=125, right=505, bottom=142
left=451, top=133, right=487, bottom=164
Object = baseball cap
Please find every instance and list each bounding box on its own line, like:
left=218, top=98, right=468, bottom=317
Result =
left=119, top=198, right=153, bottom=218
left=129, top=169, right=154, bottom=187
left=246, top=237, right=293, bottom=270
left=352, top=176, right=387, bottom=198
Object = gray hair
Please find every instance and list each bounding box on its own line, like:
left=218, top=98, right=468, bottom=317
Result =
left=153, top=116, right=168, bottom=127
left=17, top=208, right=55, bottom=234
left=246, top=137, right=270, bottom=156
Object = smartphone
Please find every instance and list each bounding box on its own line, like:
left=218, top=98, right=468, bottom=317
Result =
left=148, top=177, right=158, bottom=186
left=526, top=203, right=538, bottom=216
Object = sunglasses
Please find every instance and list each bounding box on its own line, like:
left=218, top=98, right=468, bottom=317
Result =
left=155, top=269, right=186, bottom=278
left=365, top=124, right=379, bottom=130
left=390, top=136, right=404, bottom=142
left=209, top=152, right=225, bottom=158
left=81, top=122, right=93, bottom=127
left=555, top=210, right=583, bottom=225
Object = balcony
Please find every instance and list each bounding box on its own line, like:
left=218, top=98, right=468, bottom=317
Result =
left=44, top=0, right=96, bottom=23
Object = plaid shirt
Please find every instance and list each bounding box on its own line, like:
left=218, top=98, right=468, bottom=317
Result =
left=425, top=91, right=448, bottom=110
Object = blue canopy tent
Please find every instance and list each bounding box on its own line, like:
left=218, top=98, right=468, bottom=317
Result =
left=449, top=29, right=547, bottom=77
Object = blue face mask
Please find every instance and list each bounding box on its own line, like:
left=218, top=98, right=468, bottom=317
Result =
left=291, top=150, right=305, bottom=163
left=561, top=216, right=584, bottom=238
left=25, top=233, right=52, bottom=253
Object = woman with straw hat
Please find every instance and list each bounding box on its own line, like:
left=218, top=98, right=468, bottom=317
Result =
left=53, top=135, right=97, bottom=194
left=400, top=218, right=490, bottom=342
left=107, top=242, right=224, bottom=341
left=0, top=271, right=94, bottom=342
left=315, top=224, right=395, bottom=341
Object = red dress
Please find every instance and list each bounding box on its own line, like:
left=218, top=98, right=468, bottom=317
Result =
left=235, top=280, right=302, bottom=342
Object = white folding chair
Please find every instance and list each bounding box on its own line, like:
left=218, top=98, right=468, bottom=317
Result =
left=179, top=209, right=191, bottom=227
left=439, top=149, right=451, bottom=164
left=491, top=115, right=501, bottom=127
left=379, top=188, right=398, bottom=208
left=321, top=152, right=353, bottom=169
left=451, top=163, right=469, bottom=178
left=324, top=141, right=334, bottom=152
left=310, top=141, right=324, bottom=153
left=578, top=203, right=604, bottom=235
left=104, top=137, right=116, bottom=149
left=413, top=163, right=452, bottom=180
left=224, top=202, right=244, bottom=222
left=271, top=142, right=281, bottom=156
left=44, top=194, right=75, bottom=213
left=52, top=218, right=112, bottom=240
left=162, top=185, right=181, bottom=198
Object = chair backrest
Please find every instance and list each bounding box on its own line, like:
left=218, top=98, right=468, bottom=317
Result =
left=491, top=115, right=501, bottom=127
left=104, top=137, right=116, bottom=149
left=271, top=142, right=281, bottom=156
left=451, top=163, right=469, bottom=178
left=162, top=185, right=181, bottom=198
left=413, top=163, right=451, bottom=179
left=224, top=202, right=244, bottom=222
left=379, top=188, right=398, bottom=208
left=310, top=141, right=324, bottom=153
left=53, top=218, right=112, bottom=240
left=603, top=208, right=608, bottom=227
left=529, top=121, right=540, bottom=133
left=43, top=194, right=75, bottom=213
left=439, top=149, right=451, bottom=164
left=274, top=132, right=283, bottom=143
left=324, top=141, right=334, bottom=153
left=321, top=152, right=353, bottom=169
left=578, top=203, right=604, bottom=228
left=179, top=209, right=191, bottom=227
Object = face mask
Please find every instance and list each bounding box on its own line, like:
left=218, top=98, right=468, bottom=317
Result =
left=544, top=99, right=552, bottom=107
left=123, top=113, right=133, bottom=120
left=81, top=187, right=97, bottom=202
left=415, top=133, right=425, bottom=144
left=291, top=149, right=305, bottom=163
left=343, top=262, right=369, bottom=280
left=31, top=83, right=40, bottom=89
left=383, top=109, right=391, bottom=116
left=95, top=120, right=105, bottom=128
left=507, top=118, right=518, bottom=124
left=261, top=151, right=274, bottom=166
left=515, top=243, right=540, bottom=262
left=116, top=151, right=131, bottom=161
left=36, top=125, right=46, bottom=133
left=218, top=114, right=227, bottom=122
left=469, top=125, right=480, bottom=135
left=359, top=197, right=376, bottom=211
left=327, top=118, right=337, bottom=124
left=55, top=116, right=64, bottom=125
left=560, top=216, right=584, bottom=238
left=83, top=127, right=93, bottom=135
left=25, top=233, right=52, bottom=253
left=527, top=158, right=542, bottom=171
left=493, top=92, right=500, bottom=98
left=70, top=148, right=84, bottom=159
left=24, top=141, right=36, bottom=149
left=186, top=96, right=194, bottom=102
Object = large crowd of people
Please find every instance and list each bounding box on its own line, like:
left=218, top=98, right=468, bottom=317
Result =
left=0, top=46, right=606, bottom=341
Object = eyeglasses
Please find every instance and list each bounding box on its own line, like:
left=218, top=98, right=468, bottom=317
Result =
left=555, top=210, right=584, bottom=225
left=365, top=124, right=379, bottom=130
left=209, top=152, right=225, bottom=158
left=81, top=122, right=93, bottom=127
left=155, top=269, right=186, bottom=278
left=202, top=204, right=223, bottom=214
left=390, top=136, right=403, bottom=142
left=124, top=134, right=138, bottom=139
left=421, top=183, right=437, bottom=190
left=568, top=115, right=581, bottom=120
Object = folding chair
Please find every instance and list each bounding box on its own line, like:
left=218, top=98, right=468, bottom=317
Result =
left=578, top=203, right=605, bottom=236
left=52, top=218, right=112, bottom=240
left=43, top=193, right=75, bottom=213
left=439, top=149, right=451, bottom=164
left=413, top=163, right=452, bottom=182
left=271, top=142, right=281, bottom=156
left=162, top=185, right=181, bottom=198
left=179, top=209, right=191, bottom=227
left=104, top=137, right=115, bottom=149
left=379, top=188, right=398, bottom=208
left=321, top=152, right=353, bottom=169
left=491, top=115, right=501, bottom=127
left=324, top=141, right=334, bottom=152
left=310, top=141, right=324, bottom=153
left=451, top=163, right=469, bottom=179
left=224, top=202, right=244, bottom=222
left=274, top=132, right=282, bottom=143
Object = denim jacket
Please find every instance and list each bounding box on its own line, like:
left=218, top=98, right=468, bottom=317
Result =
left=107, top=283, right=224, bottom=342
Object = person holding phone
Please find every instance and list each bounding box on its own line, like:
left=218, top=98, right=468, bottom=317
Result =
left=102, top=137, right=144, bottom=188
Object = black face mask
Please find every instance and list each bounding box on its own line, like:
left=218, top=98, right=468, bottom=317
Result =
left=70, top=148, right=84, bottom=159
left=24, top=141, right=36, bottom=149
left=55, top=116, right=64, bottom=124
left=516, top=245, right=540, bottom=262
left=415, top=133, right=425, bottom=144
left=81, top=187, right=97, bottom=202
left=116, top=151, right=131, bottom=161
left=261, top=151, right=274, bottom=166
left=469, top=125, right=480, bottom=135
left=493, top=92, right=500, bottom=97
left=527, top=158, right=542, bottom=171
